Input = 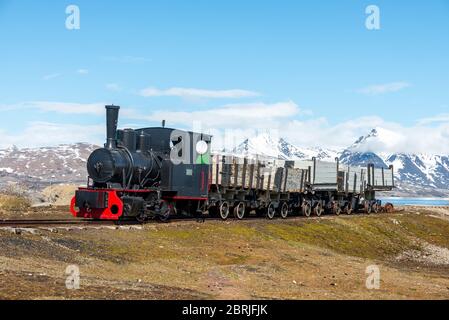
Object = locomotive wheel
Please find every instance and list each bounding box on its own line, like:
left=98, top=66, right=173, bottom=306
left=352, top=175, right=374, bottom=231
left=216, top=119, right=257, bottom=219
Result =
left=158, top=201, right=172, bottom=222
left=280, top=202, right=289, bottom=219
left=333, top=203, right=341, bottom=216
left=219, top=201, right=230, bottom=220
left=234, top=202, right=246, bottom=220
left=302, top=202, right=311, bottom=217
left=314, top=203, right=323, bottom=217
left=266, top=203, right=275, bottom=220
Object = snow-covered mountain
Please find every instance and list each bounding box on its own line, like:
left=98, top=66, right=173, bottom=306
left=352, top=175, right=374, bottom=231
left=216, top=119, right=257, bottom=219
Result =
left=339, top=129, right=388, bottom=168
left=341, top=128, right=449, bottom=197
left=0, top=143, right=98, bottom=190
left=233, top=132, right=339, bottom=162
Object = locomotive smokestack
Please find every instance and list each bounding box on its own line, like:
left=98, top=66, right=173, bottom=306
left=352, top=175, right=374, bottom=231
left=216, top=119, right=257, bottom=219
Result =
left=105, top=105, right=120, bottom=149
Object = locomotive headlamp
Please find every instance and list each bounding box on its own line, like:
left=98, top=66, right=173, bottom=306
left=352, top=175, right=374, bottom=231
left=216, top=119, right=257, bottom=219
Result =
left=196, top=140, right=208, bottom=155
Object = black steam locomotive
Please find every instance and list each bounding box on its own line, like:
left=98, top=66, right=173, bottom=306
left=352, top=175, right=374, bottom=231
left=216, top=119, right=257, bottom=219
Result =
left=71, top=105, right=212, bottom=221
left=71, top=105, right=394, bottom=221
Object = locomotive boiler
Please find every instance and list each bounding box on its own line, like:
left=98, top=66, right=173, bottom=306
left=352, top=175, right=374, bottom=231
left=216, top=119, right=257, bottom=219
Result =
left=87, top=105, right=160, bottom=188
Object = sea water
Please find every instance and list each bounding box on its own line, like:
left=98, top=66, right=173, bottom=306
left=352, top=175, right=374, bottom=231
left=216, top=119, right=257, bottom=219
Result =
left=378, top=197, right=449, bottom=207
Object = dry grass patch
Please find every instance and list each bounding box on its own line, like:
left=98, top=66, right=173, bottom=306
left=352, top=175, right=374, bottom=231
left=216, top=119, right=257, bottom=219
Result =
left=1, top=210, right=449, bottom=299
left=41, top=184, right=78, bottom=206
left=0, top=194, right=31, bottom=211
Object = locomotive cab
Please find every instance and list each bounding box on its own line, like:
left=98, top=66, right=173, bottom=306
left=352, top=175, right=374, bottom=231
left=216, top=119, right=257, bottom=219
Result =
left=159, top=128, right=211, bottom=199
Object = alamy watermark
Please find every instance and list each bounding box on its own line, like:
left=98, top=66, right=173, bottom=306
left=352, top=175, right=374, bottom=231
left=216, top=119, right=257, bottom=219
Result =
left=365, top=265, right=380, bottom=289
left=168, top=126, right=283, bottom=166
left=66, top=5, right=80, bottom=30
left=65, top=265, right=80, bottom=290
left=365, top=5, right=381, bottom=30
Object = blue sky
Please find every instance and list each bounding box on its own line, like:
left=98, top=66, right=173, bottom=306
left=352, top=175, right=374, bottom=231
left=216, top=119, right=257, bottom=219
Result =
left=0, top=0, right=448, bottom=152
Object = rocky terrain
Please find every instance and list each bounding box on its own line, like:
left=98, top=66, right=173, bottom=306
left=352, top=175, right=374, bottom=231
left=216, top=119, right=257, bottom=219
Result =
left=0, top=143, right=98, bottom=203
left=0, top=206, right=449, bottom=299
left=0, top=143, right=97, bottom=185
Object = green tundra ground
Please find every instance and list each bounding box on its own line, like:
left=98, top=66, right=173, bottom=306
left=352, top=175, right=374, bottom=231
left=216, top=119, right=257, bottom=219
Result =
left=0, top=202, right=449, bottom=299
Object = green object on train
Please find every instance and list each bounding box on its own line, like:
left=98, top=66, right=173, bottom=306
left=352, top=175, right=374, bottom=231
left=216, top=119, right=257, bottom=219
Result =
left=196, top=152, right=210, bottom=164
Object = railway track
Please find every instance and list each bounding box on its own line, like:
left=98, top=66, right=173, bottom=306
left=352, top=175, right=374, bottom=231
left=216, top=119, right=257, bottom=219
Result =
left=0, top=209, right=398, bottom=228
left=0, top=219, right=123, bottom=228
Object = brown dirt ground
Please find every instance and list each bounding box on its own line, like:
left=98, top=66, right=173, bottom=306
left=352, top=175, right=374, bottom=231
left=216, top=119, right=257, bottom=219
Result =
left=1, top=205, right=449, bottom=300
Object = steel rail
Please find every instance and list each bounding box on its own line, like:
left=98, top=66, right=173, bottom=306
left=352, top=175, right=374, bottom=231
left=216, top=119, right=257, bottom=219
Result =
left=0, top=209, right=402, bottom=228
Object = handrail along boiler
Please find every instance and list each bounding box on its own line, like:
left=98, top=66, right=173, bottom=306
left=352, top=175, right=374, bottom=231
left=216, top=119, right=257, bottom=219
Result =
left=70, top=105, right=395, bottom=221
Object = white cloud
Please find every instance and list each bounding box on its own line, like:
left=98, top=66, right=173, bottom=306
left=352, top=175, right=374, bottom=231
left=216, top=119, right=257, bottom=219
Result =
left=42, top=73, right=61, bottom=81
left=0, top=122, right=104, bottom=148
left=353, top=123, right=449, bottom=155
left=140, top=87, right=261, bottom=99
left=5, top=114, right=449, bottom=154
left=106, top=83, right=122, bottom=92
left=417, top=113, right=449, bottom=126
left=0, top=101, right=143, bottom=118
left=278, top=116, right=386, bottom=151
left=357, top=82, right=411, bottom=95
left=279, top=117, right=449, bottom=155
left=137, top=102, right=449, bottom=154
left=29, top=101, right=105, bottom=115
left=2, top=98, right=449, bottom=155
left=143, top=101, right=300, bottom=128
left=77, top=69, right=89, bottom=75
left=0, top=101, right=107, bottom=115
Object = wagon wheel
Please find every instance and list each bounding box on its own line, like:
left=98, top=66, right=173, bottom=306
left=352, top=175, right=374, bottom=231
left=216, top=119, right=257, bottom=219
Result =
left=280, top=202, right=289, bottom=219
left=233, top=202, right=246, bottom=220
left=332, top=202, right=341, bottom=216
left=314, top=203, right=323, bottom=217
left=335, top=206, right=342, bottom=216
left=266, top=202, right=276, bottom=220
left=384, top=202, right=394, bottom=213
left=302, top=202, right=311, bottom=217
left=365, top=202, right=372, bottom=214
left=345, top=203, right=353, bottom=215
left=219, top=201, right=230, bottom=220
